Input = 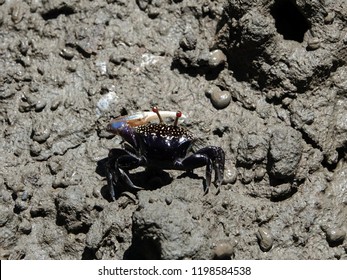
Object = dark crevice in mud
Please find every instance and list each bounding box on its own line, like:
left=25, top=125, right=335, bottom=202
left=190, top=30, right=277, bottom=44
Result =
left=213, top=126, right=229, bottom=138
left=265, top=95, right=287, bottom=106
left=41, top=6, right=75, bottom=21
left=226, top=47, right=264, bottom=83
left=322, top=145, right=347, bottom=172
left=75, top=45, right=92, bottom=58
left=13, top=204, right=21, bottom=214
left=270, top=0, right=310, bottom=42
left=296, top=127, right=321, bottom=152
left=82, top=247, right=96, bottom=260
left=30, top=208, right=48, bottom=218
left=124, top=235, right=162, bottom=260
left=327, top=238, right=344, bottom=248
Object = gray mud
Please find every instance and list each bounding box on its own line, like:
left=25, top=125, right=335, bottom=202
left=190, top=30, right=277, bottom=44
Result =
left=0, top=0, right=346, bottom=260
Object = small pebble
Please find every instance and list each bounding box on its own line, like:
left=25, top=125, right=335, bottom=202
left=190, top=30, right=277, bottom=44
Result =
left=208, top=49, right=226, bottom=68
left=50, top=98, right=62, bottom=111
left=223, top=168, right=237, bottom=184
left=213, top=240, right=237, bottom=259
left=307, top=37, right=321, bottom=51
left=326, top=228, right=346, bottom=246
left=35, top=99, right=47, bottom=112
left=21, top=190, right=29, bottom=201
left=254, top=167, right=266, bottom=180
left=67, top=63, right=77, bottom=72
left=210, top=89, right=231, bottom=109
left=256, top=227, right=274, bottom=252
left=165, top=197, right=172, bottom=205
left=324, top=11, right=335, bottom=24
left=32, top=126, right=51, bottom=143
left=30, top=142, right=42, bottom=157
left=59, top=48, right=75, bottom=60
left=18, top=40, right=29, bottom=55
left=19, top=219, right=32, bottom=234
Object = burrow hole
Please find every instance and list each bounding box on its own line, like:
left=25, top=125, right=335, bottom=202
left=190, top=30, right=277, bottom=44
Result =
left=270, top=0, right=310, bottom=42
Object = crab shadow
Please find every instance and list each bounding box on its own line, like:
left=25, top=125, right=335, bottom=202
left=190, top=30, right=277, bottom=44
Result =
left=96, top=157, right=173, bottom=201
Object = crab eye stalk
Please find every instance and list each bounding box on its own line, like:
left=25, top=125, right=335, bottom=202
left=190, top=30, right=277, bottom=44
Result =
left=152, top=106, right=163, bottom=123
left=174, top=111, right=182, bottom=126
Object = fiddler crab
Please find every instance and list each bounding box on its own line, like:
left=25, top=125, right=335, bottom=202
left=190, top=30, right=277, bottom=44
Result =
left=106, top=107, right=225, bottom=200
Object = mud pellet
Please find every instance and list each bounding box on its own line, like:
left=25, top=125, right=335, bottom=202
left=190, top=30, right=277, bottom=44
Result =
left=50, top=98, right=62, bottom=110
left=326, top=228, right=346, bottom=246
left=213, top=240, right=237, bottom=259
left=19, top=219, right=32, bottom=234
left=30, top=142, right=42, bottom=156
left=35, top=99, right=47, bottom=112
left=60, top=48, right=75, bottom=60
left=254, top=167, right=266, bottom=180
left=165, top=197, right=172, bottom=205
left=67, top=63, right=77, bottom=72
left=223, top=168, right=237, bottom=184
left=19, top=40, right=29, bottom=55
left=324, top=11, right=335, bottom=24
left=21, top=190, right=29, bottom=201
left=256, top=227, right=273, bottom=252
left=210, top=89, right=231, bottom=109
left=208, top=49, right=226, bottom=68
left=32, top=127, right=51, bottom=143
left=307, top=37, right=320, bottom=50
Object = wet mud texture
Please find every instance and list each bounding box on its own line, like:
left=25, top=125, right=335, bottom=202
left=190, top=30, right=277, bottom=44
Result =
left=1, top=0, right=347, bottom=260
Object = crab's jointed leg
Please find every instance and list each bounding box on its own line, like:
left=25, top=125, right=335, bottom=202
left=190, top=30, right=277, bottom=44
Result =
left=174, top=146, right=225, bottom=194
left=106, top=148, right=146, bottom=200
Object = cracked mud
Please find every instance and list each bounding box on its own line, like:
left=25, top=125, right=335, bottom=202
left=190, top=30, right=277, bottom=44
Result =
left=0, top=0, right=346, bottom=259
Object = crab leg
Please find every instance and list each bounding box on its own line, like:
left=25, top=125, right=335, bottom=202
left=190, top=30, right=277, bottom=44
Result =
left=106, top=148, right=146, bottom=200
left=175, top=146, right=225, bottom=194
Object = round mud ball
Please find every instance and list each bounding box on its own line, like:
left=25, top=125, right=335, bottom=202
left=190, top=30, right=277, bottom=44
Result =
left=208, top=49, right=227, bottom=68
left=209, top=88, right=231, bottom=109
left=256, top=227, right=274, bottom=252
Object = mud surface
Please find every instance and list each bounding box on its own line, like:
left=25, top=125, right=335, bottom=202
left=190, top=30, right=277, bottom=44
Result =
left=1, top=0, right=347, bottom=259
